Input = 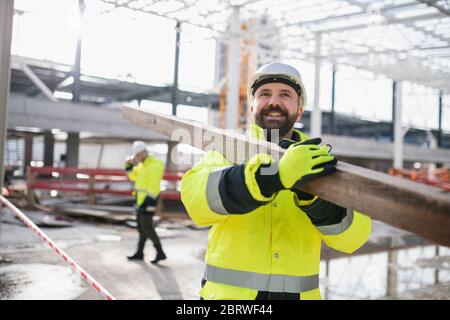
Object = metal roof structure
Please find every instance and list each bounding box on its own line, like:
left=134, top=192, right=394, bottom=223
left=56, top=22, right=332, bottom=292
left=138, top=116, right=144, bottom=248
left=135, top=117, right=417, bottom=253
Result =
left=8, top=55, right=450, bottom=148
left=99, top=0, right=450, bottom=93
left=10, top=55, right=219, bottom=107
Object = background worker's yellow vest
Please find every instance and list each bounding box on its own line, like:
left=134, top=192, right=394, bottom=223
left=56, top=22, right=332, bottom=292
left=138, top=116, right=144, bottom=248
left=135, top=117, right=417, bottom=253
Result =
left=126, top=156, right=164, bottom=206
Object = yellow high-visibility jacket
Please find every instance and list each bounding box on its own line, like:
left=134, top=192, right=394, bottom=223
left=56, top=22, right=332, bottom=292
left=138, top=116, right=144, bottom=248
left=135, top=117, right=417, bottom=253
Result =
left=125, top=155, right=165, bottom=206
left=181, top=124, right=371, bottom=300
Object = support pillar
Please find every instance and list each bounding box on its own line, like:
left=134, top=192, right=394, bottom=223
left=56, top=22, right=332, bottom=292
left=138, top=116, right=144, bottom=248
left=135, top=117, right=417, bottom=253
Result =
left=330, top=66, right=336, bottom=134
left=72, top=0, right=85, bottom=104
left=438, top=91, right=443, bottom=148
left=66, top=132, right=79, bottom=167
left=324, top=259, right=330, bottom=300
left=225, top=6, right=240, bottom=130
left=23, top=134, right=33, bottom=175
left=311, top=32, right=322, bottom=137
left=0, top=0, right=14, bottom=190
left=43, top=130, right=55, bottom=167
left=0, top=0, right=14, bottom=260
left=393, top=81, right=403, bottom=169
left=171, top=21, right=181, bottom=116
left=65, top=0, right=84, bottom=168
left=387, top=248, right=398, bottom=298
left=391, top=81, right=396, bottom=142
left=435, top=246, right=440, bottom=285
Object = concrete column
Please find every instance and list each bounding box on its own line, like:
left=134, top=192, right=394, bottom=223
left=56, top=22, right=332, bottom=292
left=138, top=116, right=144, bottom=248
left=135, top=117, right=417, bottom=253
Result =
left=393, top=81, right=403, bottom=169
left=435, top=246, right=440, bottom=285
left=0, top=0, right=14, bottom=190
left=324, top=259, right=330, bottom=300
left=72, top=0, right=85, bottom=103
left=65, top=0, right=84, bottom=169
left=23, top=134, right=33, bottom=175
left=330, top=66, right=336, bottom=134
left=391, top=81, right=396, bottom=142
left=96, top=144, right=104, bottom=167
left=438, top=91, right=443, bottom=148
left=171, top=21, right=181, bottom=116
left=66, top=132, right=80, bottom=167
left=387, top=248, right=398, bottom=298
left=43, top=131, right=55, bottom=167
left=225, top=6, right=240, bottom=130
left=311, top=32, right=322, bottom=137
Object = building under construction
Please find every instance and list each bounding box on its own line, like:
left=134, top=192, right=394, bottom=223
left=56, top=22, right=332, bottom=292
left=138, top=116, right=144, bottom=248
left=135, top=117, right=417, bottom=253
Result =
left=0, top=0, right=449, bottom=301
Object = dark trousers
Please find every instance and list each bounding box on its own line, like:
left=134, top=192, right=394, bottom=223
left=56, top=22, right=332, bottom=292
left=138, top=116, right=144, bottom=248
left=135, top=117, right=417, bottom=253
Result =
left=135, top=197, right=164, bottom=255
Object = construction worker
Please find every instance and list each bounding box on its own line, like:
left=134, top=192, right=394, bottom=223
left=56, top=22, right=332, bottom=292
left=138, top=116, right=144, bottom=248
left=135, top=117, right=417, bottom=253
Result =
left=126, top=141, right=167, bottom=264
left=181, top=62, right=371, bottom=300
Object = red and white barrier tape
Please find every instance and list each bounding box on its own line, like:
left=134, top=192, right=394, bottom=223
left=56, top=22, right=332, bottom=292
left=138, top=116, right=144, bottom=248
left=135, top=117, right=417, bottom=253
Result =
left=0, top=195, right=116, bottom=300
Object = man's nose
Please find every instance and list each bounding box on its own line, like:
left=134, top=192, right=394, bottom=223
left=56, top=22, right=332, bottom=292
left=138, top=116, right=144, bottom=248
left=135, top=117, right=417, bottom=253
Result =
left=268, top=94, right=282, bottom=106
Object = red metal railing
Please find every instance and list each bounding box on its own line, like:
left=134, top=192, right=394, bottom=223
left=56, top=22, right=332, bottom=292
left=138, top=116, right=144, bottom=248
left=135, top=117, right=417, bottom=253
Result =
left=389, top=167, right=450, bottom=192
left=27, top=166, right=184, bottom=203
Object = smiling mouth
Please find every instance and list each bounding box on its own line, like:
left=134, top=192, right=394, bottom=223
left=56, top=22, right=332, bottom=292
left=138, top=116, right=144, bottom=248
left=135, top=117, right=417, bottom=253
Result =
left=264, top=112, right=285, bottom=120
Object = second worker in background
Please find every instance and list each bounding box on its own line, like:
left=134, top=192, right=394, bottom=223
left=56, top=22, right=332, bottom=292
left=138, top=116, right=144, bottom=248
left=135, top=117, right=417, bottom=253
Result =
left=126, top=141, right=167, bottom=264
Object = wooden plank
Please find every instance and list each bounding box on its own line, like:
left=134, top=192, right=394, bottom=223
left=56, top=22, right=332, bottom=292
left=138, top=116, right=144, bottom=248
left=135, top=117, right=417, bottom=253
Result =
left=122, top=105, right=450, bottom=246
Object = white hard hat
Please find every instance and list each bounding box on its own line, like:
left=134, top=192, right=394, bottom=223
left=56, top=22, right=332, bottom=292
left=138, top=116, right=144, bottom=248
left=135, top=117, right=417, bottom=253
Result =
left=247, top=62, right=307, bottom=109
left=131, top=141, right=148, bottom=156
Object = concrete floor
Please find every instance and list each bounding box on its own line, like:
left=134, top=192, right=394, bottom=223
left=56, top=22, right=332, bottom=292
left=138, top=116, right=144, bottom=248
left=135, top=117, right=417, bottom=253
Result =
left=0, top=214, right=208, bottom=300
left=1, top=209, right=449, bottom=300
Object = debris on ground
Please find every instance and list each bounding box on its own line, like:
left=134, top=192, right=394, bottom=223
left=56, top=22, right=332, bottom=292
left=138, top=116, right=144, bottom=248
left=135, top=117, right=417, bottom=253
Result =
left=2, top=208, right=74, bottom=228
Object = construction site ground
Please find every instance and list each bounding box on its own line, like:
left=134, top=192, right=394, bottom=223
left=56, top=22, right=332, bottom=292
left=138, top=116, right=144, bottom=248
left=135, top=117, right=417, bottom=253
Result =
left=0, top=213, right=208, bottom=300
left=0, top=210, right=449, bottom=300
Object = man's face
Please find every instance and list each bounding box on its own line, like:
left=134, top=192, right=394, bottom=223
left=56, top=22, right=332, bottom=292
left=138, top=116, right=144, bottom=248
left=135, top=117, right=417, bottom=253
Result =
left=134, top=151, right=147, bottom=163
left=250, top=82, right=303, bottom=137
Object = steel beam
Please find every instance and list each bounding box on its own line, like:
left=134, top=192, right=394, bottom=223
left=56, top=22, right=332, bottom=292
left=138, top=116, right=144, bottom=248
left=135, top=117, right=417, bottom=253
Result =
left=21, top=64, right=58, bottom=102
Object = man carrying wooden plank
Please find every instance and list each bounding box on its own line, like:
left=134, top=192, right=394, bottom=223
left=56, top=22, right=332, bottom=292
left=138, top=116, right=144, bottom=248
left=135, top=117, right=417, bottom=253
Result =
left=125, top=141, right=167, bottom=264
left=181, top=62, right=372, bottom=300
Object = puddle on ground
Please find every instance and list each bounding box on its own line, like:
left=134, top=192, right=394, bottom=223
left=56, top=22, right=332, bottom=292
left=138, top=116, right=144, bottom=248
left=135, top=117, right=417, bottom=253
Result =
left=95, top=234, right=122, bottom=242
left=155, top=227, right=181, bottom=239
left=0, top=263, right=86, bottom=300
left=319, top=245, right=450, bottom=299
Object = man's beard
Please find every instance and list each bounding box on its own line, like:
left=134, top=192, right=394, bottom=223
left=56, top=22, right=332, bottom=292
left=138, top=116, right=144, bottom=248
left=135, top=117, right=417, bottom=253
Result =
left=254, top=105, right=297, bottom=141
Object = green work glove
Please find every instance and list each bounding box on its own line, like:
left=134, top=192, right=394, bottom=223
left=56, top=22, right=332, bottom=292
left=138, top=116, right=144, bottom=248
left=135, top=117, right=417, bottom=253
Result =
left=278, top=138, right=337, bottom=189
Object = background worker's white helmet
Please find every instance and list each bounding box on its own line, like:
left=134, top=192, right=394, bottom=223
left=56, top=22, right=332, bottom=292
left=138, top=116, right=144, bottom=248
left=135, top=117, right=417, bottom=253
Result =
left=247, top=62, right=307, bottom=110
left=131, top=141, right=148, bottom=156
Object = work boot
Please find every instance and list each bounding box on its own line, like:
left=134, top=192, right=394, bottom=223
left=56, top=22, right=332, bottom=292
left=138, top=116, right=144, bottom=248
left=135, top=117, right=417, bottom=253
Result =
left=127, top=252, right=144, bottom=260
left=151, top=244, right=166, bottom=264
left=150, top=251, right=167, bottom=264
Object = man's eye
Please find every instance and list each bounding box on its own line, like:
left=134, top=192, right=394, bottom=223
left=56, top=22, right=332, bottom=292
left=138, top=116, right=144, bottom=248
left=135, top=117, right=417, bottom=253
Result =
left=259, top=92, right=270, bottom=97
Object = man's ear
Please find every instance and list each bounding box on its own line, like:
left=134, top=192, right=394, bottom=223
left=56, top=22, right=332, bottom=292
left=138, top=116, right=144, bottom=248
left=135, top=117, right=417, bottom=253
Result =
left=296, top=107, right=303, bottom=122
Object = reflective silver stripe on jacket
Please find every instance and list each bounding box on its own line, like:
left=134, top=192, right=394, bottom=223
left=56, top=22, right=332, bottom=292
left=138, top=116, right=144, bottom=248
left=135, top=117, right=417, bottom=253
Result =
left=205, top=264, right=319, bottom=293
left=205, top=167, right=232, bottom=215
left=317, top=208, right=354, bottom=235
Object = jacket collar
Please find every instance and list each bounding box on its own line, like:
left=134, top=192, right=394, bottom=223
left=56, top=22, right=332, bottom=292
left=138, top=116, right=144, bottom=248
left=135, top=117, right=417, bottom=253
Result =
left=248, top=122, right=306, bottom=143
